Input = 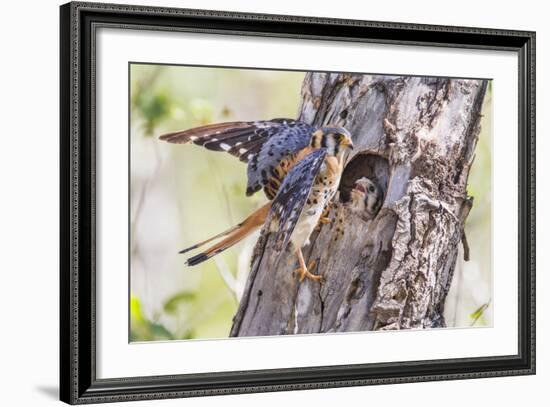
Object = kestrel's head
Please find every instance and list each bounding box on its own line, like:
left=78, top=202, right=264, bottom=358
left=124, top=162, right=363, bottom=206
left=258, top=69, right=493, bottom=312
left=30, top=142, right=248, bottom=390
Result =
left=350, top=177, right=382, bottom=217
left=311, top=126, right=354, bottom=156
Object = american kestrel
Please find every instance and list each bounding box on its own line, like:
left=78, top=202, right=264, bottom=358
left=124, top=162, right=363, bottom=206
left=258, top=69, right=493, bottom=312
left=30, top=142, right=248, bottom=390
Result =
left=159, top=118, right=353, bottom=281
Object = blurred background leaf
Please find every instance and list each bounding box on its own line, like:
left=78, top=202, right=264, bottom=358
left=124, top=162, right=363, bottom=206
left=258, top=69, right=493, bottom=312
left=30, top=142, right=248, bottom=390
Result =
left=163, top=292, right=196, bottom=315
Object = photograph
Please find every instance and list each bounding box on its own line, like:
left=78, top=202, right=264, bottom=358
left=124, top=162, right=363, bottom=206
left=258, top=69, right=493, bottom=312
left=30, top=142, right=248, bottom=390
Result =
left=129, top=64, right=493, bottom=342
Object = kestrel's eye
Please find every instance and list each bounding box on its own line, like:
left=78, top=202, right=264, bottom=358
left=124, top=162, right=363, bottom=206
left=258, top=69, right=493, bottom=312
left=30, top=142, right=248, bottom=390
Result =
left=368, top=185, right=375, bottom=193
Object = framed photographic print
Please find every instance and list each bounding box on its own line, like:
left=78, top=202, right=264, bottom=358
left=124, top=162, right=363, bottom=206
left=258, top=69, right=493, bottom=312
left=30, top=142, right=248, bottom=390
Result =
left=60, top=1, right=535, bottom=404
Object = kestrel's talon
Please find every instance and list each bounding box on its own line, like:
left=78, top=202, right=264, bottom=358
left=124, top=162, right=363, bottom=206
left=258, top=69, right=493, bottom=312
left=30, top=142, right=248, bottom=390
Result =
left=304, top=272, right=324, bottom=282
left=293, top=259, right=322, bottom=282
left=315, top=216, right=331, bottom=231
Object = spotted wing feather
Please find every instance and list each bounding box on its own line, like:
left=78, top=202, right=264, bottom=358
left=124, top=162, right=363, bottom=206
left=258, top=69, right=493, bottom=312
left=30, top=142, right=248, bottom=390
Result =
left=160, top=119, right=315, bottom=197
left=159, top=120, right=269, bottom=160
left=267, top=149, right=327, bottom=253
left=246, top=121, right=314, bottom=196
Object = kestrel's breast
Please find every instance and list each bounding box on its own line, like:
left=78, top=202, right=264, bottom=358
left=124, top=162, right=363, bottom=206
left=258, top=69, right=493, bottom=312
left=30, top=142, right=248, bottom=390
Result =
left=290, top=158, right=341, bottom=248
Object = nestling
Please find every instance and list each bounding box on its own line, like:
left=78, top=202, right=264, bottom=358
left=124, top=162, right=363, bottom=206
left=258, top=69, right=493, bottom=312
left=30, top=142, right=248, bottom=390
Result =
left=349, top=177, right=382, bottom=219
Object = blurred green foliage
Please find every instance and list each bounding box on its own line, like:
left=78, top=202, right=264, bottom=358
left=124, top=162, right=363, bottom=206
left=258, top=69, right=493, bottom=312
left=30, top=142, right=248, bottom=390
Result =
left=469, top=300, right=491, bottom=327
left=457, top=85, right=492, bottom=328
left=130, top=296, right=175, bottom=341
left=133, top=91, right=171, bottom=135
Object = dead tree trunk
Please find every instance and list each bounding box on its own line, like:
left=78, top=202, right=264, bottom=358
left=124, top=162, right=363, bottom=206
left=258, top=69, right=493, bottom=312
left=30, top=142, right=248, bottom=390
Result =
left=230, top=73, right=487, bottom=336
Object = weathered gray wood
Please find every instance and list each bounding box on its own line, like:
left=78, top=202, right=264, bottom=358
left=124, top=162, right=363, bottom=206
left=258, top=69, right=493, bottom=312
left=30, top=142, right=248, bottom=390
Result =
left=230, top=73, right=487, bottom=336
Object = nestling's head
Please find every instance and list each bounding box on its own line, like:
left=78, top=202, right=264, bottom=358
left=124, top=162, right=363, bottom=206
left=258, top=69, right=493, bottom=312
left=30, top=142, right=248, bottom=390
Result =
left=350, top=177, right=382, bottom=218
left=311, top=126, right=354, bottom=157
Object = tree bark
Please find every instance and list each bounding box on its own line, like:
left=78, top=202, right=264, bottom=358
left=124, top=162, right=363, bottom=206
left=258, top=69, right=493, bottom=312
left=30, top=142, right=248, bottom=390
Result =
left=230, top=73, right=487, bottom=336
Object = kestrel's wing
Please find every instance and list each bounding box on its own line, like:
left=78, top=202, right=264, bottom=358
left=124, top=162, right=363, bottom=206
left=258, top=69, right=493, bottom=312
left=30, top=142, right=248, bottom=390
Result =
left=245, top=121, right=314, bottom=196
left=159, top=119, right=315, bottom=196
left=267, top=149, right=327, bottom=253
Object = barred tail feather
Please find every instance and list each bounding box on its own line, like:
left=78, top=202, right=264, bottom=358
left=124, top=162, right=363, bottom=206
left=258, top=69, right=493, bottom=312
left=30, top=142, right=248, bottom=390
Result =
left=178, top=224, right=240, bottom=255
left=185, top=225, right=252, bottom=266
left=182, top=202, right=271, bottom=266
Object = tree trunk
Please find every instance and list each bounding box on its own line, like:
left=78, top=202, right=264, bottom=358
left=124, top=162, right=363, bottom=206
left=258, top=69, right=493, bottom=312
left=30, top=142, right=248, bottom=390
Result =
left=230, top=73, right=487, bottom=336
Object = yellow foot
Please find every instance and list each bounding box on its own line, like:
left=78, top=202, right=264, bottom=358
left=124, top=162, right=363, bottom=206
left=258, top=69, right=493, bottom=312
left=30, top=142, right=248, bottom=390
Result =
left=293, top=260, right=323, bottom=282
left=314, top=216, right=332, bottom=232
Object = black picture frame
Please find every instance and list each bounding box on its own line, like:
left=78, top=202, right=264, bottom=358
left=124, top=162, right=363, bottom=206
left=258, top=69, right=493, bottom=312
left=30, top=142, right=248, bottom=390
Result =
left=60, top=1, right=536, bottom=404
